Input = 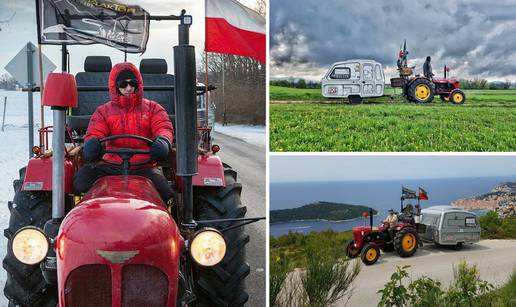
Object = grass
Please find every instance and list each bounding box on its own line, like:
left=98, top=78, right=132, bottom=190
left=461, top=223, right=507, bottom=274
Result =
left=270, top=86, right=516, bottom=151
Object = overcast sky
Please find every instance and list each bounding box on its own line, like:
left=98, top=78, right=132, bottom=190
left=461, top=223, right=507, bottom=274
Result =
left=270, top=155, right=516, bottom=183
left=0, top=0, right=258, bottom=77
left=270, top=0, right=516, bottom=81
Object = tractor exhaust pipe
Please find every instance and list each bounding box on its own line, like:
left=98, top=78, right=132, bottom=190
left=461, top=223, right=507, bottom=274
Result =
left=370, top=208, right=373, bottom=230
left=444, top=65, right=447, bottom=79
left=174, top=18, right=197, bottom=225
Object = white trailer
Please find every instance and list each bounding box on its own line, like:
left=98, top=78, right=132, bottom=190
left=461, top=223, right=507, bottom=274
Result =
left=419, top=206, right=481, bottom=250
left=321, top=59, right=385, bottom=103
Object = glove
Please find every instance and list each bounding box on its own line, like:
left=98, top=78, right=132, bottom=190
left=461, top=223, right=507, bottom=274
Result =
left=150, top=136, right=170, bottom=162
left=83, top=138, right=103, bottom=162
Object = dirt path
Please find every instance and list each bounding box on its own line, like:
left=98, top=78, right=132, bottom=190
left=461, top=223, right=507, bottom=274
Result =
left=344, top=240, right=516, bottom=306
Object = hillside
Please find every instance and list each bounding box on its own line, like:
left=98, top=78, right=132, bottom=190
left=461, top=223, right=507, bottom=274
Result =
left=270, top=201, right=377, bottom=223
left=452, top=182, right=515, bottom=217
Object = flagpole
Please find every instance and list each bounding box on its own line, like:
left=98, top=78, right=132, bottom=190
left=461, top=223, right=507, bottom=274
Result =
left=204, top=0, right=209, bottom=129
left=204, top=50, right=209, bottom=129
left=37, top=44, right=45, bottom=130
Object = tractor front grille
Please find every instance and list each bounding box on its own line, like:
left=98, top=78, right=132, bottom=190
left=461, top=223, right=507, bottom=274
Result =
left=65, top=264, right=112, bottom=307
left=122, top=264, right=169, bottom=307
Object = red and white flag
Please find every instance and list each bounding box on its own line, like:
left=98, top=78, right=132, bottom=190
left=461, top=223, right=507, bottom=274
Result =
left=205, top=0, right=266, bottom=63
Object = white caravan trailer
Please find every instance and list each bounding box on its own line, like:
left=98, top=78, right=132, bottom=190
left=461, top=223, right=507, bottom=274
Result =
left=419, top=206, right=481, bottom=250
left=321, top=59, right=385, bottom=103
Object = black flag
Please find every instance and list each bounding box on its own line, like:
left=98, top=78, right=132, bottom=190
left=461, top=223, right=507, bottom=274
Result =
left=401, top=186, right=417, bottom=200
left=36, top=0, right=150, bottom=53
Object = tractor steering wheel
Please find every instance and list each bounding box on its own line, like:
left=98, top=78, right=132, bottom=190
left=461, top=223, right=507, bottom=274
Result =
left=99, top=134, right=153, bottom=175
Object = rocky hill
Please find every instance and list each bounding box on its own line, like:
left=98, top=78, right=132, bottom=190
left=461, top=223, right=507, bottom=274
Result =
left=270, top=201, right=376, bottom=223
left=452, top=182, right=515, bottom=217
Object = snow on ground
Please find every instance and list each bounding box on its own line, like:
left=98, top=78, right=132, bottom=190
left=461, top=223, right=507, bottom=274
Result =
left=0, top=90, right=51, bottom=305
left=214, top=123, right=266, bottom=148
left=0, top=90, right=263, bottom=304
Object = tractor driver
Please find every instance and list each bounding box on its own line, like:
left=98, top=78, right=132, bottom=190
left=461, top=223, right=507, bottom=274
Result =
left=383, top=208, right=398, bottom=238
left=423, top=56, right=434, bottom=79
left=73, top=62, right=175, bottom=205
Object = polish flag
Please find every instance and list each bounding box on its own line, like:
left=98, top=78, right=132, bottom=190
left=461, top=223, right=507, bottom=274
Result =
left=205, top=0, right=266, bottom=63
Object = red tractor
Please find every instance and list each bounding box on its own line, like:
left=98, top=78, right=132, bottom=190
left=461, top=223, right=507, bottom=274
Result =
left=390, top=41, right=466, bottom=104
left=3, top=5, right=262, bottom=307
left=345, top=201, right=422, bottom=265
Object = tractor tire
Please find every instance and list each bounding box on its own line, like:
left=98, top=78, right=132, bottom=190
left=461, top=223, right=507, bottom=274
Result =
left=345, top=240, right=360, bottom=258
left=360, top=244, right=380, bottom=265
left=193, top=166, right=250, bottom=307
left=450, top=89, right=466, bottom=104
left=394, top=227, right=419, bottom=258
left=440, top=94, right=450, bottom=102
left=407, top=78, right=435, bottom=103
left=3, top=167, right=57, bottom=307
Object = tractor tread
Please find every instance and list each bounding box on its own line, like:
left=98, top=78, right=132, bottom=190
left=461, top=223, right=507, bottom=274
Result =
left=193, top=168, right=249, bottom=307
left=394, top=227, right=419, bottom=257
left=3, top=169, right=57, bottom=307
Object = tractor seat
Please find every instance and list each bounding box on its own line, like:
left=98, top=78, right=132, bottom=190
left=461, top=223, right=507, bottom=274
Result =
left=67, top=57, right=176, bottom=140
left=66, top=56, right=112, bottom=139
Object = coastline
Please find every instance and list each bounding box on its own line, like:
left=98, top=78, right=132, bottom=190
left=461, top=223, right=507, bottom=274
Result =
left=270, top=213, right=379, bottom=225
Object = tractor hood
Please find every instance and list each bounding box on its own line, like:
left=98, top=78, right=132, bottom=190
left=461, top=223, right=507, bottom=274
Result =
left=56, top=176, right=183, bottom=306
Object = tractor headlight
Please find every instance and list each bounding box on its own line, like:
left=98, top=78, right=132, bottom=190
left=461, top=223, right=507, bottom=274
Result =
left=12, top=227, right=49, bottom=265
left=190, top=228, right=226, bottom=267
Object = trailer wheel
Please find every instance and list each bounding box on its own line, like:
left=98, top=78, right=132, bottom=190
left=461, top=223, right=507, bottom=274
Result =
left=394, top=227, right=419, bottom=257
left=450, top=89, right=465, bottom=104
left=193, top=166, right=249, bottom=307
left=407, top=78, right=435, bottom=103
left=453, top=242, right=463, bottom=251
left=345, top=240, right=360, bottom=258
left=3, top=167, right=57, bottom=307
left=348, top=95, right=362, bottom=104
left=360, top=244, right=380, bottom=265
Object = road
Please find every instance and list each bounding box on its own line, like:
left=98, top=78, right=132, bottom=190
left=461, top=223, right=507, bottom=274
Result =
left=214, top=132, right=266, bottom=307
left=343, top=240, right=516, bottom=307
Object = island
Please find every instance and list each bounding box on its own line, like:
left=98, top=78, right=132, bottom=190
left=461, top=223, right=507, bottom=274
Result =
left=270, top=201, right=377, bottom=223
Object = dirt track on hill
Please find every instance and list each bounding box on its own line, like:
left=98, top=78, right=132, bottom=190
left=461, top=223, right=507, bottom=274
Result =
left=344, top=240, right=516, bottom=306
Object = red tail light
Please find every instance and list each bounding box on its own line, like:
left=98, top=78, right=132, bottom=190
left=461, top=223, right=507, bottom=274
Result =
left=65, top=264, right=111, bottom=307
left=122, top=265, right=168, bottom=307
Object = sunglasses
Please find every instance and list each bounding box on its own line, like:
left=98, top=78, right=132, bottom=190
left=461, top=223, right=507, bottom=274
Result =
left=117, top=79, right=138, bottom=89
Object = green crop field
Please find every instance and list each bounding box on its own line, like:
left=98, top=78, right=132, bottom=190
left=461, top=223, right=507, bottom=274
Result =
left=270, top=86, right=516, bottom=151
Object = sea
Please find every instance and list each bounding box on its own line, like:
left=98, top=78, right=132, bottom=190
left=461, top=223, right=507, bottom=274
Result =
left=270, top=176, right=515, bottom=237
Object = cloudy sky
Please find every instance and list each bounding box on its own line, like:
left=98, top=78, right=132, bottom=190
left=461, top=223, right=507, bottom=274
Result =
left=270, top=0, right=516, bottom=81
left=0, top=0, right=258, bottom=76
left=270, top=155, right=516, bottom=183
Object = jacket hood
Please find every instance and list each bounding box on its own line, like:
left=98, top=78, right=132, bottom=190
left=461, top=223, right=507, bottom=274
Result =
left=108, top=62, right=144, bottom=109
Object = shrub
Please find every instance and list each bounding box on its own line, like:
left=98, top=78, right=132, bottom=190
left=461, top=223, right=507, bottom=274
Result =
left=299, top=246, right=361, bottom=307
left=378, top=261, right=494, bottom=307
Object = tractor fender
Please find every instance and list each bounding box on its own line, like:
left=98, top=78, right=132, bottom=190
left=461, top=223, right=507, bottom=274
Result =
left=21, top=157, right=75, bottom=193
left=57, top=176, right=184, bottom=306
left=192, top=154, right=226, bottom=187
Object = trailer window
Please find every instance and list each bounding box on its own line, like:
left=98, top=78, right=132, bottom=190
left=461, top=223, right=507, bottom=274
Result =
left=330, top=67, right=351, bottom=79
left=465, top=217, right=476, bottom=226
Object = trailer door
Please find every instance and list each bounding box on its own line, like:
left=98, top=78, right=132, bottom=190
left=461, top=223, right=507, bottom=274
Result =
left=362, top=63, right=375, bottom=96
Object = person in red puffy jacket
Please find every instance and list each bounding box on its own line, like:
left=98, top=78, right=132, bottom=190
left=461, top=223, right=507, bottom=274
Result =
left=73, top=62, right=175, bottom=204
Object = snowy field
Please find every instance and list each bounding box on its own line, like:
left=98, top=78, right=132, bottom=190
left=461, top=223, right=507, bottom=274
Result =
left=0, top=89, right=264, bottom=304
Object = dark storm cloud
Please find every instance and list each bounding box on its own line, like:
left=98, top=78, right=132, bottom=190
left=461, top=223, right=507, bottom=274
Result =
left=270, top=0, right=516, bottom=79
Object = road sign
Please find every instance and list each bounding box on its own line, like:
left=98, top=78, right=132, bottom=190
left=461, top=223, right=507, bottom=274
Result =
left=4, top=42, right=56, bottom=87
